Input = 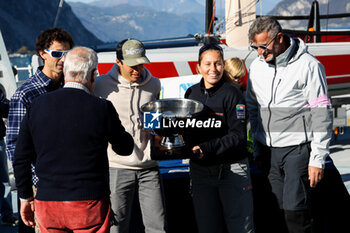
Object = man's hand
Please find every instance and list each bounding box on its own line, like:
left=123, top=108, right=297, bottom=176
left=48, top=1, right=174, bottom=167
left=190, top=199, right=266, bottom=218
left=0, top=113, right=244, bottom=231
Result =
left=308, top=166, right=324, bottom=188
left=20, top=199, right=35, bottom=228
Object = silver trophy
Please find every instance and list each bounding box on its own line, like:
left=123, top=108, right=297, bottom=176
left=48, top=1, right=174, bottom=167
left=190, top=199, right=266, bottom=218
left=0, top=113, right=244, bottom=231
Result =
left=140, top=98, right=204, bottom=150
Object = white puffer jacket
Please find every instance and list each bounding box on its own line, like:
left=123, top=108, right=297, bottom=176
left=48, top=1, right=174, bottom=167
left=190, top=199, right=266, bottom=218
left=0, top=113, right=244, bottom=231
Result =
left=246, top=37, right=333, bottom=168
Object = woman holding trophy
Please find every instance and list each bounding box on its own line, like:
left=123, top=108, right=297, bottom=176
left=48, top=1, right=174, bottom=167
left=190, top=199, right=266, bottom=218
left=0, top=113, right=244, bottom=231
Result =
left=184, top=43, right=254, bottom=233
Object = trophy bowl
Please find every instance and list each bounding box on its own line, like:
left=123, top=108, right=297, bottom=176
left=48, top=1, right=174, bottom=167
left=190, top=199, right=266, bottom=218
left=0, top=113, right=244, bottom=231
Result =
left=140, top=98, right=204, bottom=150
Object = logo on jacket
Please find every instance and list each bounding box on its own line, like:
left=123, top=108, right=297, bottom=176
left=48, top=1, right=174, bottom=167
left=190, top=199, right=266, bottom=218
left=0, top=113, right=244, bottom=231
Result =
left=236, top=104, right=245, bottom=119
left=143, top=111, right=162, bottom=129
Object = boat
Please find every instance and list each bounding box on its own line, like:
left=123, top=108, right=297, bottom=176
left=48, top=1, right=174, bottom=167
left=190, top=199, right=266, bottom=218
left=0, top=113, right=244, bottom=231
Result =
left=93, top=1, right=350, bottom=100
left=0, top=30, right=18, bottom=100
left=91, top=0, right=350, bottom=135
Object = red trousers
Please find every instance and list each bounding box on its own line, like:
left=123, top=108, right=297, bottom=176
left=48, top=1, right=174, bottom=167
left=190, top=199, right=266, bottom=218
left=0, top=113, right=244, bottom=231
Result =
left=34, top=198, right=111, bottom=233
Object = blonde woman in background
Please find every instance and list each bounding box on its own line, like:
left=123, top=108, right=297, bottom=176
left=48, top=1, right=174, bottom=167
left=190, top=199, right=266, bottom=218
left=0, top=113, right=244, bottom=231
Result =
left=224, top=57, right=246, bottom=91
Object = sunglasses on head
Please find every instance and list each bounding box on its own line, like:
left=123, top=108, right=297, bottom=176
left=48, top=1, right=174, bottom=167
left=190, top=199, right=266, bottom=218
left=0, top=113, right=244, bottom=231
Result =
left=44, top=49, right=69, bottom=59
left=199, top=43, right=223, bottom=55
left=250, top=34, right=277, bottom=51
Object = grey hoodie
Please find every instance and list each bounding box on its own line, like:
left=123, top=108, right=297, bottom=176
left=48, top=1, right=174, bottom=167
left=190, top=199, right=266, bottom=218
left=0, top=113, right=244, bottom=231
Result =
left=94, top=64, right=160, bottom=169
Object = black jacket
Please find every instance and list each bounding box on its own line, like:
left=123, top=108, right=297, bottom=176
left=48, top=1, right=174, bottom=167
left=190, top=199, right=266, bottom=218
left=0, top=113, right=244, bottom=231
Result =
left=184, top=78, right=247, bottom=165
left=0, top=90, right=9, bottom=138
left=13, top=88, right=134, bottom=201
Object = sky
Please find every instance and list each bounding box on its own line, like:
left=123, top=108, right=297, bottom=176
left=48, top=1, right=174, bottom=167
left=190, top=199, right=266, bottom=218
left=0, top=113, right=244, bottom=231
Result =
left=66, top=0, right=283, bottom=15
left=256, top=0, right=283, bottom=15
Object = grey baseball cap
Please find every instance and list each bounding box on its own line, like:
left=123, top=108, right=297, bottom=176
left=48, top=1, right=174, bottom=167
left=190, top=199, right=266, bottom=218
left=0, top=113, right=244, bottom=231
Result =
left=120, top=39, right=150, bottom=66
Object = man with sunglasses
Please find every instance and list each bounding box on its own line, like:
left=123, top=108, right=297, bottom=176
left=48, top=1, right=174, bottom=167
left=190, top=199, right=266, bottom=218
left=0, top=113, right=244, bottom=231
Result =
left=246, top=17, right=332, bottom=233
left=6, top=27, right=73, bottom=233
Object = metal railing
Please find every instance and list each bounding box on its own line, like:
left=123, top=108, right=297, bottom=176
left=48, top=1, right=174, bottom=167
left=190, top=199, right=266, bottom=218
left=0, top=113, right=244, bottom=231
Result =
left=13, top=64, right=33, bottom=84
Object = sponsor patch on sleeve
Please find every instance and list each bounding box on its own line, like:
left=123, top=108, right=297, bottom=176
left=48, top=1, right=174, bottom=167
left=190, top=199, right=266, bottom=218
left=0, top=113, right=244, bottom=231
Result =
left=236, top=104, right=245, bottom=119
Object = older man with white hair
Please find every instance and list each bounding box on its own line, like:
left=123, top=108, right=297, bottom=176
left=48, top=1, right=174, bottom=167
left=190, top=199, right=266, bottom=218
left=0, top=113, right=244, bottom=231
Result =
left=13, top=47, right=134, bottom=233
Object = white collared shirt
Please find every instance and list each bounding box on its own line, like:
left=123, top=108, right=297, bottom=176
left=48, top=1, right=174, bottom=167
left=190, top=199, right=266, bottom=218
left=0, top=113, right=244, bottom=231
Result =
left=64, top=82, right=90, bottom=94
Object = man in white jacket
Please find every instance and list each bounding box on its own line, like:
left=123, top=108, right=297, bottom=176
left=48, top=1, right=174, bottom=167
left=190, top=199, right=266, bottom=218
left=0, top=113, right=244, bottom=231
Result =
left=246, top=17, right=333, bottom=233
left=94, top=38, right=167, bottom=233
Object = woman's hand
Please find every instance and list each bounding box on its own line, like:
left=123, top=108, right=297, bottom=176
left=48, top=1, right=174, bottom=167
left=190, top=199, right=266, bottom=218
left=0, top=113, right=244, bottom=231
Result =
left=192, top=146, right=204, bottom=159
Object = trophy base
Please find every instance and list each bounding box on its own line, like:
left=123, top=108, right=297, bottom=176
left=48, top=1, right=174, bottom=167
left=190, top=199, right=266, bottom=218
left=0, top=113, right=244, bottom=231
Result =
left=160, top=134, right=185, bottom=149
left=152, top=135, right=193, bottom=160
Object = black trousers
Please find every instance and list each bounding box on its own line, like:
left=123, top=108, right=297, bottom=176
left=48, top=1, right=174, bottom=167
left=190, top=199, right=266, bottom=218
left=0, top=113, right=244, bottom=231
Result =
left=252, top=142, right=350, bottom=233
left=269, top=143, right=311, bottom=211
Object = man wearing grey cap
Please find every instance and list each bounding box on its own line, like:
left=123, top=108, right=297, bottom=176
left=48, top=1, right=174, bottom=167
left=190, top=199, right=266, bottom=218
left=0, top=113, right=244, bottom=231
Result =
left=94, top=38, right=167, bottom=233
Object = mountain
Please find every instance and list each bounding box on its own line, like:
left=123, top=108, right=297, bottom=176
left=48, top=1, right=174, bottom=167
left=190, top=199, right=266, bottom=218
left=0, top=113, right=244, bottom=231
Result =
left=68, top=2, right=205, bottom=43
left=88, top=0, right=205, bottom=14
left=69, top=0, right=350, bottom=44
left=268, top=0, right=350, bottom=29
left=0, top=0, right=102, bottom=53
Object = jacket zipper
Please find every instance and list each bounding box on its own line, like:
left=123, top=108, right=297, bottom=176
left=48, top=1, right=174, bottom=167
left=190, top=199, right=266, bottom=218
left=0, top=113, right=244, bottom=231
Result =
left=273, top=79, right=281, bottom=104
left=267, top=66, right=277, bottom=147
left=302, top=115, right=308, bottom=142
left=204, top=89, right=209, bottom=104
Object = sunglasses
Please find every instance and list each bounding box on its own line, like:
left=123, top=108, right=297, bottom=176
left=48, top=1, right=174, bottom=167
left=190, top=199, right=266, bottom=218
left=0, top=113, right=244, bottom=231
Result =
left=44, top=49, right=69, bottom=59
left=199, top=43, right=223, bottom=55
left=250, top=34, right=277, bottom=51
